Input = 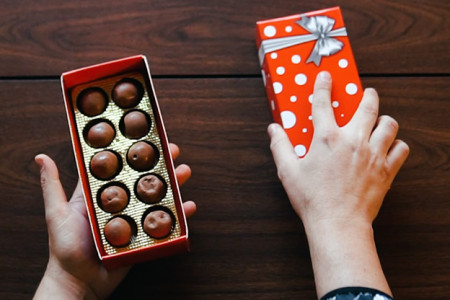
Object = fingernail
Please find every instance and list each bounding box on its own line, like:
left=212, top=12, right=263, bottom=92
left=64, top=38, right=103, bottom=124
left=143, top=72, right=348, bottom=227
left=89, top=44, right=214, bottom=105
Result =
left=34, top=154, right=45, bottom=172
left=267, top=123, right=278, bottom=136
left=318, top=71, right=331, bottom=82
left=35, top=154, right=43, bottom=166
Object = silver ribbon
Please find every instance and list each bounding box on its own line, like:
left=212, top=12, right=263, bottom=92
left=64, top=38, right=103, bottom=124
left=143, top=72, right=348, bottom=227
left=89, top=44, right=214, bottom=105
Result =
left=258, top=15, right=347, bottom=66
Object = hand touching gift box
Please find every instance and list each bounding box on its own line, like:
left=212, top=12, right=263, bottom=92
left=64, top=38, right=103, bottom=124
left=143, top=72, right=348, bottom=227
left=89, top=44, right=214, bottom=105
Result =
left=256, top=7, right=363, bottom=156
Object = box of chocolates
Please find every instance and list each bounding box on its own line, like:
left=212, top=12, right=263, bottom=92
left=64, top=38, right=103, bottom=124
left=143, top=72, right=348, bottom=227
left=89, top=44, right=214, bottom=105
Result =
left=61, top=55, right=189, bottom=269
left=256, top=6, right=363, bottom=157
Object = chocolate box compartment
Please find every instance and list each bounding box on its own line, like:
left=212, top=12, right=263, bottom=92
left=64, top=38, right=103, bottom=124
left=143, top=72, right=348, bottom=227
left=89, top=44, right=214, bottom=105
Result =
left=70, top=72, right=181, bottom=253
left=61, top=55, right=189, bottom=269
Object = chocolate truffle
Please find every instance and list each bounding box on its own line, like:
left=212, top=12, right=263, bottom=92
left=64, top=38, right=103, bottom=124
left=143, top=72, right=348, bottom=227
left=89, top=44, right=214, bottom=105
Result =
left=112, top=79, right=143, bottom=108
left=90, top=151, right=120, bottom=180
left=104, top=217, right=133, bottom=247
left=136, top=175, right=166, bottom=204
left=127, top=142, right=157, bottom=171
left=100, top=185, right=128, bottom=213
left=86, top=121, right=115, bottom=148
left=143, top=210, right=173, bottom=239
left=122, top=110, right=150, bottom=139
left=77, top=88, right=108, bottom=117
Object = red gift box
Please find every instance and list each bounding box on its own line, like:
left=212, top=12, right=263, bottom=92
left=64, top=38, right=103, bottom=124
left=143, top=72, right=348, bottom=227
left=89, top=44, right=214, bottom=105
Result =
left=61, top=55, right=189, bottom=270
left=256, top=7, right=363, bottom=156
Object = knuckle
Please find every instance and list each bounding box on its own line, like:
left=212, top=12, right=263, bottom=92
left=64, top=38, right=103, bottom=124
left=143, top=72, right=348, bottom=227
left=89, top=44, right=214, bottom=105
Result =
left=275, top=161, right=291, bottom=182
left=40, top=176, right=60, bottom=195
left=40, top=175, right=47, bottom=190
left=397, top=140, right=410, bottom=155
left=276, top=165, right=297, bottom=185
left=317, top=127, right=338, bottom=146
left=269, top=135, right=283, bottom=152
left=313, top=93, right=330, bottom=107
left=363, top=102, right=378, bottom=118
left=382, top=115, right=399, bottom=132
left=276, top=168, right=286, bottom=182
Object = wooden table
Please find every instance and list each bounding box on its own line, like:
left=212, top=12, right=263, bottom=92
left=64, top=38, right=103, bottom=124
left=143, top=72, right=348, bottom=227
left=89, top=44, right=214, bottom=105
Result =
left=0, top=1, right=448, bottom=299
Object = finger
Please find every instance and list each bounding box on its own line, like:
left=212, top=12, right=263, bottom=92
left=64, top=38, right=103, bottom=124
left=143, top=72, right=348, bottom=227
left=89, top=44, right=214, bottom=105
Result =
left=369, top=115, right=399, bottom=155
left=70, top=179, right=83, bottom=202
left=268, top=123, right=298, bottom=168
left=182, top=201, right=197, bottom=218
left=311, top=71, right=336, bottom=132
left=175, top=164, right=191, bottom=186
left=169, top=143, right=180, bottom=160
left=386, top=139, right=410, bottom=178
left=347, top=88, right=379, bottom=138
left=69, top=179, right=88, bottom=218
left=35, top=154, right=68, bottom=220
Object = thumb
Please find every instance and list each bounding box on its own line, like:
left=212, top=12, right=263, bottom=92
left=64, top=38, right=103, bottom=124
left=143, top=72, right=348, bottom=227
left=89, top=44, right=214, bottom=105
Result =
left=35, top=154, right=69, bottom=222
left=268, top=123, right=298, bottom=173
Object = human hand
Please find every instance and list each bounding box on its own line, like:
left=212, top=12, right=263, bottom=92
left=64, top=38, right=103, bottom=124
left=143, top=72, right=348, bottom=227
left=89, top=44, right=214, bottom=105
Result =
left=268, top=71, right=409, bottom=231
left=34, top=143, right=196, bottom=300
left=268, top=71, right=409, bottom=297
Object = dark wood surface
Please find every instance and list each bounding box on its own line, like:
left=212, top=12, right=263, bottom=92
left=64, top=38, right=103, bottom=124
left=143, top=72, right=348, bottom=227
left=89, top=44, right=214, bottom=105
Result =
left=0, top=1, right=449, bottom=299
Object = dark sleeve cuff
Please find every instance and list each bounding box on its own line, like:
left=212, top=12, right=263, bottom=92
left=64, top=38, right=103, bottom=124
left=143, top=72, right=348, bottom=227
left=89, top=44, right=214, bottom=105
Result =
left=320, top=287, right=393, bottom=300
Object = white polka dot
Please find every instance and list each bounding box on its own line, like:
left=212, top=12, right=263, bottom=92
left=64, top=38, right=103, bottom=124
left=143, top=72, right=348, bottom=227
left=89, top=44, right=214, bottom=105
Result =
left=264, top=25, right=276, bottom=37
left=273, top=82, right=283, bottom=94
left=294, top=144, right=307, bottom=157
left=270, top=52, right=278, bottom=59
left=261, top=70, right=266, bottom=86
left=276, top=66, right=285, bottom=75
left=346, top=83, right=358, bottom=95
left=285, top=26, right=292, bottom=32
left=332, top=101, right=339, bottom=108
left=308, top=115, right=312, bottom=120
left=290, top=95, right=297, bottom=102
left=308, top=94, right=314, bottom=103
left=291, top=55, right=301, bottom=64
left=295, top=73, right=307, bottom=85
left=338, top=59, right=348, bottom=68
left=341, top=113, right=345, bottom=117
left=270, top=100, right=275, bottom=111
left=302, top=128, right=308, bottom=133
left=280, top=111, right=296, bottom=129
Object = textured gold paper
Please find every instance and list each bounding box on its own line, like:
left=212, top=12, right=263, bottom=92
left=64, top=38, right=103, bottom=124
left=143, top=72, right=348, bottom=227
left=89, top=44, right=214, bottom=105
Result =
left=71, top=72, right=181, bottom=255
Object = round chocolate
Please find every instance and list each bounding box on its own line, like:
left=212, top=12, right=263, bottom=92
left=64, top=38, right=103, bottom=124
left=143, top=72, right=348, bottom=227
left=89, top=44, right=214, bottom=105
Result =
left=136, top=174, right=166, bottom=204
left=127, top=142, right=157, bottom=171
left=122, top=110, right=150, bottom=139
left=112, top=79, right=143, bottom=108
left=90, top=151, right=120, bottom=180
left=77, top=88, right=108, bottom=116
left=143, top=210, right=173, bottom=239
left=86, top=121, right=115, bottom=148
left=104, top=217, right=132, bottom=247
left=100, top=185, right=128, bottom=213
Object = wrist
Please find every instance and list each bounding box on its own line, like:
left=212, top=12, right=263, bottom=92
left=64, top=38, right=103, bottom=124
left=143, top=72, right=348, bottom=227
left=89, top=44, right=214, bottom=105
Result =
left=34, top=258, right=98, bottom=300
left=303, top=217, right=391, bottom=298
left=303, top=216, right=374, bottom=243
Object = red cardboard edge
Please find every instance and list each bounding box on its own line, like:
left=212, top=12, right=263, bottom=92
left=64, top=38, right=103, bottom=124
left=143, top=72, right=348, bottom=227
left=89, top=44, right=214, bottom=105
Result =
left=103, top=236, right=189, bottom=270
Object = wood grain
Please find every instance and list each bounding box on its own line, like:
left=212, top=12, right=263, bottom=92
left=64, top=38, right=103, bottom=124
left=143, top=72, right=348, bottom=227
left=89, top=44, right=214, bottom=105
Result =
left=0, top=77, right=448, bottom=299
left=0, top=0, right=448, bottom=76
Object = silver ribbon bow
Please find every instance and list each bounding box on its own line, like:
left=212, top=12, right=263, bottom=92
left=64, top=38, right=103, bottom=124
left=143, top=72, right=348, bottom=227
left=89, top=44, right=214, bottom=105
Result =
left=258, top=15, right=347, bottom=66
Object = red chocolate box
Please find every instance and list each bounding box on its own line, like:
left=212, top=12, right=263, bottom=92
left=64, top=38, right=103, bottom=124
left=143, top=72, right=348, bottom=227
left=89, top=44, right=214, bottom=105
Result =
left=61, top=55, right=189, bottom=270
left=256, top=7, right=363, bottom=156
